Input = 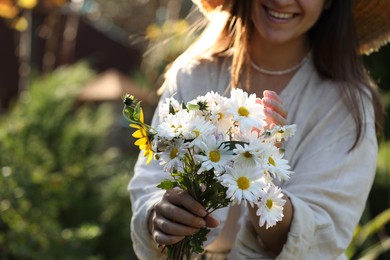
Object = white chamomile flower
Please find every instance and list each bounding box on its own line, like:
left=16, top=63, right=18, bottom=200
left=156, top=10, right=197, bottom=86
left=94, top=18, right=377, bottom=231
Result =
left=264, top=146, right=293, bottom=182
left=256, top=186, right=286, bottom=229
left=157, top=109, right=191, bottom=139
left=182, top=114, right=217, bottom=147
left=209, top=105, right=233, bottom=135
left=270, top=124, right=297, bottom=142
left=228, top=88, right=267, bottom=133
left=232, top=141, right=263, bottom=168
left=159, top=97, right=181, bottom=120
left=219, top=165, right=265, bottom=207
left=204, top=91, right=226, bottom=106
left=187, top=97, right=209, bottom=117
left=194, top=135, right=234, bottom=175
left=260, top=168, right=274, bottom=185
left=158, top=139, right=188, bottom=172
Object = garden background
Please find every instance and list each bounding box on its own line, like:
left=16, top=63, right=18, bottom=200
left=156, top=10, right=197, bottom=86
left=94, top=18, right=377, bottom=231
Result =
left=0, top=0, right=389, bottom=259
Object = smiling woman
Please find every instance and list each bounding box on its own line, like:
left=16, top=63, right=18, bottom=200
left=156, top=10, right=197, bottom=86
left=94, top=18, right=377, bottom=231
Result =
left=128, top=0, right=390, bottom=259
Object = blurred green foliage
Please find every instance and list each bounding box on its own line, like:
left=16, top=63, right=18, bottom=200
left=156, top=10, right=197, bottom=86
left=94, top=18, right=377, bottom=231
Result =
left=0, top=63, right=135, bottom=259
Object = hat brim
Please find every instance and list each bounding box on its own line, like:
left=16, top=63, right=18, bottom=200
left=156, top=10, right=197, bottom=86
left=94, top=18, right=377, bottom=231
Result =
left=354, top=0, right=390, bottom=54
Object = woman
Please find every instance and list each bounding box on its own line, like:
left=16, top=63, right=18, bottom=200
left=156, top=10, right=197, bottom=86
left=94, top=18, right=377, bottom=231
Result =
left=129, top=0, right=389, bottom=258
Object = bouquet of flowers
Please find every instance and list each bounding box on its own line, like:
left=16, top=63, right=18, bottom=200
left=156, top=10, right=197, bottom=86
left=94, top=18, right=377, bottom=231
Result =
left=123, top=89, right=296, bottom=259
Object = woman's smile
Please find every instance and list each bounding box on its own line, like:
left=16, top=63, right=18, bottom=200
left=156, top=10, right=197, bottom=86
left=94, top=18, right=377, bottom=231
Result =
left=252, top=0, right=325, bottom=46
left=264, top=6, right=296, bottom=23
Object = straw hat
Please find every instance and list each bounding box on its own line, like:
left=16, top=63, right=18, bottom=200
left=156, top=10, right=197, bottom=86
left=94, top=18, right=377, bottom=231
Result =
left=193, top=0, right=390, bottom=55
left=354, top=0, right=390, bottom=54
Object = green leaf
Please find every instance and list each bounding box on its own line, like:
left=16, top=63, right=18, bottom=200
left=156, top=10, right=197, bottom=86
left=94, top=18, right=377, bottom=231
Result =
left=189, top=227, right=209, bottom=254
left=187, top=103, right=199, bottom=111
left=169, top=102, right=176, bottom=115
left=133, top=102, right=142, bottom=122
left=223, top=141, right=247, bottom=150
left=157, top=179, right=177, bottom=190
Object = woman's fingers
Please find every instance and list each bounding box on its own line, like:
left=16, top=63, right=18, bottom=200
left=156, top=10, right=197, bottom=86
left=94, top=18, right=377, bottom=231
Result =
left=165, top=188, right=207, bottom=217
left=155, top=201, right=206, bottom=228
left=153, top=229, right=185, bottom=245
left=262, top=97, right=287, bottom=119
left=263, top=90, right=282, bottom=103
left=262, top=90, right=288, bottom=126
left=154, top=216, right=200, bottom=237
left=205, top=214, right=220, bottom=228
left=264, top=107, right=287, bottom=126
left=151, top=188, right=219, bottom=246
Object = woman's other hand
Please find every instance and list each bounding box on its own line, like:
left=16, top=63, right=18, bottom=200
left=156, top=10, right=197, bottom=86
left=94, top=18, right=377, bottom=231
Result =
left=148, top=188, right=219, bottom=246
left=260, top=90, right=288, bottom=127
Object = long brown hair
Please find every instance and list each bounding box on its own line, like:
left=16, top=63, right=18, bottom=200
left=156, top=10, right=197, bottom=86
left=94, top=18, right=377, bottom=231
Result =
left=208, top=0, right=383, bottom=149
left=310, top=0, right=383, bottom=148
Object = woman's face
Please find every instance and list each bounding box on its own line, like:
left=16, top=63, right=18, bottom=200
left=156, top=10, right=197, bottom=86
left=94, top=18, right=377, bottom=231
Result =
left=251, top=0, right=326, bottom=46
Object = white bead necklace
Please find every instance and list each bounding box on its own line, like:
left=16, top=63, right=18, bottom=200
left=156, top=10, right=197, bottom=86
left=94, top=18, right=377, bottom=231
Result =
left=250, top=53, right=310, bottom=76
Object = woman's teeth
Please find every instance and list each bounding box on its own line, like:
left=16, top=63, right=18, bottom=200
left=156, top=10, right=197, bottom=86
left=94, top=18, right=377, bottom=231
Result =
left=267, top=9, right=294, bottom=20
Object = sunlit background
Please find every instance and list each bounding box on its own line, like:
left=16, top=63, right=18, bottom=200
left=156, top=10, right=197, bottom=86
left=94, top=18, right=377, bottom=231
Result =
left=0, top=0, right=389, bottom=259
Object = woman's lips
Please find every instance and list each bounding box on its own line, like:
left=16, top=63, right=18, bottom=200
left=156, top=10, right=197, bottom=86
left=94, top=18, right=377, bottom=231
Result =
left=263, top=6, right=296, bottom=22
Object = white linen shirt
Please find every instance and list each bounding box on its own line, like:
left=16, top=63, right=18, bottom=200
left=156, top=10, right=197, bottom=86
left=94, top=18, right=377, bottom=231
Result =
left=128, top=56, right=378, bottom=259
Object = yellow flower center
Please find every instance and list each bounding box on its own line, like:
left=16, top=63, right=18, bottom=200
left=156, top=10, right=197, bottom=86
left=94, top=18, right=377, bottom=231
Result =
left=217, top=112, right=223, bottom=121
left=170, top=147, right=179, bottom=159
left=266, top=199, right=273, bottom=209
left=193, top=130, right=200, bottom=138
left=209, top=150, right=221, bottom=162
left=243, top=151, right=253, bottom=158
left=268, top=157, right=276, bottom=166
left=237, top=176, right=250, bottom=190
left=238, top=106, right=249, bottom=117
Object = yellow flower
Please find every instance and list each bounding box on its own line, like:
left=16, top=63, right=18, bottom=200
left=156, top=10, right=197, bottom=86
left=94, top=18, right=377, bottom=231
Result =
left=130, top=109, right=153, bottom=164
left=131, top=124, right=153, bottom=164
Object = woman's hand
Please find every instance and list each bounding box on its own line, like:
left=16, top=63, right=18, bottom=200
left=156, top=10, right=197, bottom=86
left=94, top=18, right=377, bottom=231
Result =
left=260, top=90, right=288, bottom=127
left=149, top=188, right=219, bottom=246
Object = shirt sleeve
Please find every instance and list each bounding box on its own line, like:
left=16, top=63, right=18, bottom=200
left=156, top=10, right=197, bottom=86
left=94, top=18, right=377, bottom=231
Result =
left=128, top=76, right=181, bottom=259
left=237, top=90, right=378, bottom=259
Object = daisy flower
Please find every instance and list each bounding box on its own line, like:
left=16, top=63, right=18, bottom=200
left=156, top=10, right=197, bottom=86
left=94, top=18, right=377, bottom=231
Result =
left=159, top=97, right=182, bottom=120
left=194, top=135, right=234, bottom=175
left=156, top=109, right=191, bottom=139
left=208, top=99, right=233, bottom=134
left=187, top=96, right=209, bottom=112
left=232, top=140, right=263, bottom=168
left=228, top=88, right=267, bottom=133
left=256, top=186, right=286, bottom=229
left=269, top=124, right=297, bottom=143
left=264, top=145, right=293, bottom=182
left=204, top=91, right=226, bottom=106
left=158, top=139, right=188, bottom=172
left=182, top=114, right=217, bottom=147
left=219, top=165, right=265, bottom=207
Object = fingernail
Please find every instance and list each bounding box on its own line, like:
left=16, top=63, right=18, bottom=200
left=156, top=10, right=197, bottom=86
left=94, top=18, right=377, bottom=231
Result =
left=263, top=98, right=270, bottom=104
left=199, top=219, right=206, bottom=227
